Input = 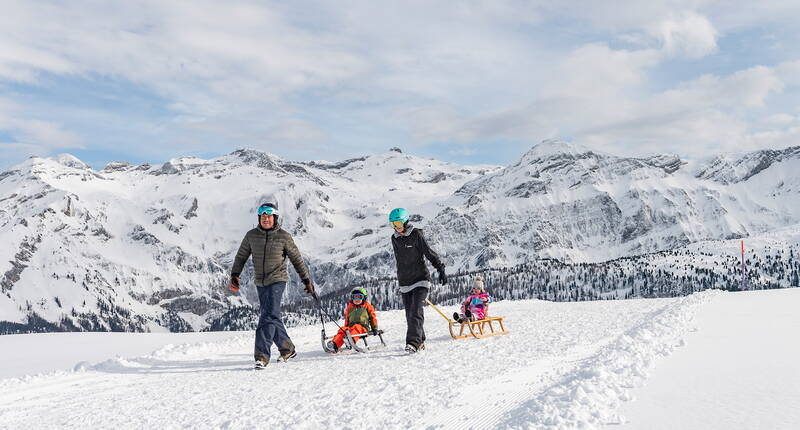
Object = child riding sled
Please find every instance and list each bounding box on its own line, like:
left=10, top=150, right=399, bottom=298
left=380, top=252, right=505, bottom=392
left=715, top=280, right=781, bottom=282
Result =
left=326, top=288, right=380, bottom=353
left=453, top=275, right=492, bottom=323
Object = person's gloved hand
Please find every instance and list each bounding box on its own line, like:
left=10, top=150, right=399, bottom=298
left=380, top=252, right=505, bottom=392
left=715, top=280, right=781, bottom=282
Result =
left=437, top=267, right=448, bottom=285
left=369, top=328, right=379, bottom=336
left=303, top=279, right=315, bottom=295
left=229, top=276, right=240, bottom=291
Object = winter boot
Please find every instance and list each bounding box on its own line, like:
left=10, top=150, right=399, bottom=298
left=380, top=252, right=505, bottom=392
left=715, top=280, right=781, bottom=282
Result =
left=405, top=343, right=425, bottom=353
left=254, top=355, right=269, bottom=369
left=279, top=349, right=297, bottom=362
left=453, top=312, right=464, bottom=323
left=464, top=309, right=473, bottom=321
left=326, top=340, right=339, bottom=353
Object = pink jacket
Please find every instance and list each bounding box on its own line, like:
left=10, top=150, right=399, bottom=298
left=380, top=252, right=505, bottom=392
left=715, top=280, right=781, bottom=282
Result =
left=461, top=292, right=491, bottom=318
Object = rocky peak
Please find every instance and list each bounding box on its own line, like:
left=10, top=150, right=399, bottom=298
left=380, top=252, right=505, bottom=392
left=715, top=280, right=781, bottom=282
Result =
left=520, top=139, right=592, bottom=162
left=641, top=154, right=684, bottom=174
left=229, top=148, right=281, bottom=170
left=152, top=157, right=206, bottom=176
left=696, top=146, right=800, bottom=184
left=102, top=161, right=131, bottom=173
left=52, top=154, right=90, bottom=170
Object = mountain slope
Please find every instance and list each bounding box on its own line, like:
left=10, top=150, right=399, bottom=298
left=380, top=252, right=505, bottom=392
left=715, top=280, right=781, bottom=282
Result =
left=429, top=139, right=800, bottom=268
left=0, top=149, right=496, bottom=333
left=1, top=141, right=799, bottom=333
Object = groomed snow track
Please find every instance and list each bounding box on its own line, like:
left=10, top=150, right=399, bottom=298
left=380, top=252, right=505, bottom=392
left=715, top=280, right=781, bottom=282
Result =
left=0, top=292, right=719, bottom=429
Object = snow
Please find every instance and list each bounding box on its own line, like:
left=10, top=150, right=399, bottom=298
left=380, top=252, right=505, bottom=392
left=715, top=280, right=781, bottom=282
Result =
left=0, top=290, right=770, bottom=429
left=0, top=331, right=242, bottom=379
left=3, top=144, right=800, bottom=332
left=1, top=147, right=502, bottom=331
left=616, top=288, right=800, bottom=430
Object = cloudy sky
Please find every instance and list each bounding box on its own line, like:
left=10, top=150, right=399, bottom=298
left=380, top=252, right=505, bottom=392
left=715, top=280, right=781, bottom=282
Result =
left=1, top=0, right=799, bottom=169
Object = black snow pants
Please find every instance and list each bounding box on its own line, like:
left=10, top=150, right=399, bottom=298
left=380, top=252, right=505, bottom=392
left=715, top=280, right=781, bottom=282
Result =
left=402, top=287, right=428, bottom=348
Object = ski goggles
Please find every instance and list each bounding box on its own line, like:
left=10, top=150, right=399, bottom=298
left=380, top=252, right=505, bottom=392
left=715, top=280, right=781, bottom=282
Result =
left=390, top=220, right=405, bottom=228
left=351, top=294, right=365, bottom=301
left=258, top=206, right=278, bottom=216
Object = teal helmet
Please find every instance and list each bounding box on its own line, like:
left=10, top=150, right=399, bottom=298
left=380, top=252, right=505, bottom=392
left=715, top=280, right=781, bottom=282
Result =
left=389, top=208, right=409, bottom=224
left=351, top=288, right=367, bottom=302
left=257, top=202, right=279, bottom=225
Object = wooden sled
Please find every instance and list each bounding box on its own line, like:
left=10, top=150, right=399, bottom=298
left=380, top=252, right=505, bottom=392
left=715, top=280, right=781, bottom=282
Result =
left=425, top=298, right=509, bottom=340
left=448, top=316, right=508, bottom=339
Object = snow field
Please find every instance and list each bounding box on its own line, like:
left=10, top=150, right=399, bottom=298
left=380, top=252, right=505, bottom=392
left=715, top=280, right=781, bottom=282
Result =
left=0, top=293, right=718, bottom=429
left=0, top=331, right=244, bottom=379
left=499, top=290, right=720, bottom=429
left=618, top=288, right=800, bottom=430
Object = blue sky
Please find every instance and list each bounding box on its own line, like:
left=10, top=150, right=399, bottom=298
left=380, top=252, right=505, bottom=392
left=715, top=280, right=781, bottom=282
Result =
left=1, top=1, right=799, bottom=170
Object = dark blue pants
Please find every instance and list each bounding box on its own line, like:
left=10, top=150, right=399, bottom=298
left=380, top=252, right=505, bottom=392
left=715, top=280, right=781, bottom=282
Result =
left=254, top=282, right=294, bottom=360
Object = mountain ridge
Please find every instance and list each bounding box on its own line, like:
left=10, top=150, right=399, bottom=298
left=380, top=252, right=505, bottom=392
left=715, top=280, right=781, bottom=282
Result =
left=1, top=141, right=798, bottom=333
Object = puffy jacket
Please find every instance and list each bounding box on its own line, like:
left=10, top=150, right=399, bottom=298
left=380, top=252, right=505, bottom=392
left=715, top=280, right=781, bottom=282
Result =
left=344, top=301, right=378, bottom=330
left=230, top=224, right=310, bottom=286
left=391, top=226, right=444, bottom=287
left=463, top=292, right=491, bottom=311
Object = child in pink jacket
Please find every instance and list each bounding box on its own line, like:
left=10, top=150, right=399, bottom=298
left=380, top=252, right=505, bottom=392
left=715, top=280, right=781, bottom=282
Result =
left=453, top=275, right=492, bottom=323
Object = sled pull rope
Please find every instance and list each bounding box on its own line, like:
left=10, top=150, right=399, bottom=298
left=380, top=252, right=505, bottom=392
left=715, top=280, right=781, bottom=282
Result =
left=424, top=298, right=453, bottom=322
left=312, top=292, right=343, bottom=330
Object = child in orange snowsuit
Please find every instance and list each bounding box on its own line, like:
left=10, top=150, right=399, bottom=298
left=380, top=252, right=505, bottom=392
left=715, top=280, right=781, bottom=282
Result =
left=327, top=288, right=379, bottom=353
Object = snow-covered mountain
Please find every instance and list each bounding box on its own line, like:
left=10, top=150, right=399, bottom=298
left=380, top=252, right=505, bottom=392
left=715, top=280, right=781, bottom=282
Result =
left=0, top=148, right=497, bottom=333
left=1, top=140, right=799, bottom=333
left=429, top=139, right=800, bottom=267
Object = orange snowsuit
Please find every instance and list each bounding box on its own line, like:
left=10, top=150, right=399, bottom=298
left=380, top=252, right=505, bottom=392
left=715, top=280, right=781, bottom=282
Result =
left=332, top=301, right=378, bottom=349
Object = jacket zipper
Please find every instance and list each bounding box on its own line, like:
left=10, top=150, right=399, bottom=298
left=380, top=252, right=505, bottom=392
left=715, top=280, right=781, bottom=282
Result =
left=262, top=229, right=269, bottom=284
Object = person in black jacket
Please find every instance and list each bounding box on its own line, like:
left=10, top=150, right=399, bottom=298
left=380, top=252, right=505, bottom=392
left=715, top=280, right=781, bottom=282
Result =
left=389, top=207, right=446, bottom=353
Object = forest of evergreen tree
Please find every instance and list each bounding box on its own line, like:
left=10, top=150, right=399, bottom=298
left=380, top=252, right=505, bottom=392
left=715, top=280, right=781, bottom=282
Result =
left=253, top=243, right=799, bottom=330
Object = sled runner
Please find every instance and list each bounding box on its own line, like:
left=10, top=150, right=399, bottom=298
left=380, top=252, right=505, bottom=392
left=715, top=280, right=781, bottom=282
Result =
left=425, top=298, right=509, bottom=339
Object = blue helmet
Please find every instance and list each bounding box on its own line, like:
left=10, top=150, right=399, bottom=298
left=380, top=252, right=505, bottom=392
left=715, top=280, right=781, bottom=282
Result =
left=389, top=207, right=409, bottom=224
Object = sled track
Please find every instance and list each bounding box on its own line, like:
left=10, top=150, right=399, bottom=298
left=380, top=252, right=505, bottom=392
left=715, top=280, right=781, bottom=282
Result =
left=0, top=294, right=719, bottom=429
left=425, top=292, right=717, bottom=429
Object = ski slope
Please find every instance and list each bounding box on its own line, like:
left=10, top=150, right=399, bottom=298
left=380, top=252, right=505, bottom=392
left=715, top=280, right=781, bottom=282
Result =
left=1, top=289, right=793, bottom=429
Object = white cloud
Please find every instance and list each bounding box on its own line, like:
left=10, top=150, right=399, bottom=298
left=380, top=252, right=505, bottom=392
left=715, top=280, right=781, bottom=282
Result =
left=263, top=118, right=328, bottom=143
left=0, top=117, right=84, bottom=150
left=0, top=142, right=48, bottom=162
left=762, top=113, right=796, bottom=125
left=775, top=60, right=800, bottom=86
left=0, top=0, right=797, bottom=165
left=652, top=11, right=718, bottom=58
left=572, top=61, right=798, bottom=156
left=658, top=65, right=784, bottom=109
left=0, top=97, right=84, bottom=153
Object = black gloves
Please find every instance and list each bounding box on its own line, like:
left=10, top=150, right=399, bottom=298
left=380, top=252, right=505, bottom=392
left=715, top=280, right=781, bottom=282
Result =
left=303, top=279, right=315, bottom=295
left=437, top=267, right=447, bottom=285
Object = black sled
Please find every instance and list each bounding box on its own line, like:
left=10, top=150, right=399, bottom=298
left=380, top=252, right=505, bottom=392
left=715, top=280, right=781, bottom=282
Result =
left=320, top=327, right=386, bottom=354
left=312, top=293, right=387, bottom=354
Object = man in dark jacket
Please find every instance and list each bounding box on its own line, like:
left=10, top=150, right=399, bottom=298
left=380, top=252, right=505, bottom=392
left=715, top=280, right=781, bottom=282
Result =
left=389, top=207, right=446, bottom=353
left=230, top=202, right=315, bottom=368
